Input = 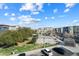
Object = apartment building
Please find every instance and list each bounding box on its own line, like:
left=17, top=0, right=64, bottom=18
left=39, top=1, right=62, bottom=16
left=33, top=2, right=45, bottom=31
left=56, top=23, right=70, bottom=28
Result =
left=0, top=24, right=19, bottom=31
left=0, top=25, right=9, bottom=31
left=37, top=25, right=79, bottom=38
left=55, top=26, right=79, bottom=37
left=9, top=25, right=19, bottom=30
left=70, top=26, right=79, bottom=36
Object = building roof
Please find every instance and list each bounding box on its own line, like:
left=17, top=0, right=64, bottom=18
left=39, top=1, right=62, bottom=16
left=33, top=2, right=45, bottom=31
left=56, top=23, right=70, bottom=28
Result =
left=0, top=24, right=9, bottom=26
left=0, top=24, right=17, bottom=27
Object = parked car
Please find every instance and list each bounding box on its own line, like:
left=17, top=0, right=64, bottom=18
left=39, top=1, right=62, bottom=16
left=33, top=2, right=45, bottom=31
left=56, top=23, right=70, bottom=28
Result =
left=52, top=47, right=74, bottom=56
left=41, top=48, right=53, bottom=56
left=18, top=53, right=26, bottom=56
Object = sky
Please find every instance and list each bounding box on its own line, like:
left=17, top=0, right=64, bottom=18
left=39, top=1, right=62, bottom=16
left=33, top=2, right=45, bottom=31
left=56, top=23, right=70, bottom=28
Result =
left=0, top=3, right=79, bottom=29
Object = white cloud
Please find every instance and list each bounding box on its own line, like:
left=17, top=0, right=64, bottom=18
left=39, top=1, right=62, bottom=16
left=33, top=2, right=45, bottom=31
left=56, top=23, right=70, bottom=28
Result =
left=32, top=11, right=39, bottom=15
left=45, top=17, right=48, bottom=19
left=53, top=9, right=58, bottom=13
left=64, top=3, right=76, bottom=13
left=4, top=6, right=8, bottom=9
left=20, top=3, right=43, bottom=12
left=64, top=8, right=70, bottom=13
left=35, top=3, right=43, bottom=11
left=45, top=16, right=55, bottom=20
left=19, top=3, right=34, bottom=11
left=4, top=13, right=16, bottom=16
left=51, top=17, right=55, bottom=19
left=23, top=20, right=39, bottom=24
left=10, top=17, right=16, bottom=21
left=19, top=3, right=43, bottom=15
left=4, top=13, right=8, bottom=16
left=65, top=3, right=76, bottom=8
left=70, top=20, right=79, bottom=26
left=72, top=20, right=79, bottom=23
left=18, top=15, right=40, bottom=24
left=18, top=15, right=31, bottom=21
left=11, top=13, right=15, bottom=16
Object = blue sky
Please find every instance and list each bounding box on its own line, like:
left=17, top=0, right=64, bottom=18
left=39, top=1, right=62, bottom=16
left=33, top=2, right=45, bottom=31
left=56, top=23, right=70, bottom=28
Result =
left=0, top=3, right=79, bottom=29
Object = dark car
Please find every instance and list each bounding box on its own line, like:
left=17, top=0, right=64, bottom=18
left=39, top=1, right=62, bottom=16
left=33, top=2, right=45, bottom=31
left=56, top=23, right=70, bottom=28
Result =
left=41, top=48, right=53, bottom=56
left=52, top=47, right=73, bottom=56
left=18, top=53, right=26, bottom=56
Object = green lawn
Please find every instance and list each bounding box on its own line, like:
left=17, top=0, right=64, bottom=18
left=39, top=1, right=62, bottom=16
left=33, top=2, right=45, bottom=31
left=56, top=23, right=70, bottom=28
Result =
left=0, top=44, right=42, bottom=56
left=0, top=43, right=55, bottom=56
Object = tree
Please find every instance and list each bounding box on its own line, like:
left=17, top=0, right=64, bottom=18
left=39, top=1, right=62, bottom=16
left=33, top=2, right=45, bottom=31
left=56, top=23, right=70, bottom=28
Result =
left=0, top=27, right=37, bottom=47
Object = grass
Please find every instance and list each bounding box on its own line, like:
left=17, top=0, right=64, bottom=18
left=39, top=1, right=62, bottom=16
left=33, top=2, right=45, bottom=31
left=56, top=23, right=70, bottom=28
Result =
left=0, top=43, right=55, bottom=56
left=0, top=44, right=42, bottom=56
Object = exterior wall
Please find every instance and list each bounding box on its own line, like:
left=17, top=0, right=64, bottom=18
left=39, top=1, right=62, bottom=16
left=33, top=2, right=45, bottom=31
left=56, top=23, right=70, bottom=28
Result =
left=69, top=26, right=74, bottom=36
left=36, top=26, right=79, bottom=44
left=57, top=28, right=61, bottom=33
left=37, top=26, right=79, bottom=38
left=0, top=26, right=9, bottom=31
left=0, top=25, right=19, bottom=31
left=61, top=28, right=63, bottom=33
left=63, top=27, right=70, bottom=33
left=9, top=26, right=19, bottom=30
left=73, top=26, right=79, bottom=36
left=59, top=26, right=79, bottom=37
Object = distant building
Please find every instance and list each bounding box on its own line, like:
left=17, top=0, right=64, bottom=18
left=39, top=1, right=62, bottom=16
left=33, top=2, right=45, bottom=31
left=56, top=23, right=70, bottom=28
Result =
left=37, top=27, right=53, bottom=36
left=9, top=25, right=19, bottom=30
left=36, top=26, right=79, bottom=44
left=70, top=26, right=79, bottom=36
left=63, top=27, right=70, bottom=33
left=0, top=24, right=9, bottom=31
left=54, top=26, right=79, bottom=37
left=54, top=28, right=62, bottom=34
left=0, top=24, right=19, bottom=31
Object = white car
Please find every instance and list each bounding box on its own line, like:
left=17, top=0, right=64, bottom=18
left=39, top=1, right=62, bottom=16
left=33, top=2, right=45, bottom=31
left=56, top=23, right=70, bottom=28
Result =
left=41, top=48, right=53, bottom=56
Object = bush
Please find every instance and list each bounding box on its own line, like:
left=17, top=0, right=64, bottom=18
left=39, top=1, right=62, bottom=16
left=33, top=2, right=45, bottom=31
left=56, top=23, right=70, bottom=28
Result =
left=0, top=27, right=36, bottom=47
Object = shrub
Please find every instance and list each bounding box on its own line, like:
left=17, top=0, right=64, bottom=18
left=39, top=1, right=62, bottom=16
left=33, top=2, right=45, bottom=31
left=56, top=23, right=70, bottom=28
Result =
left=0, top=27, right=36, bottom=47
